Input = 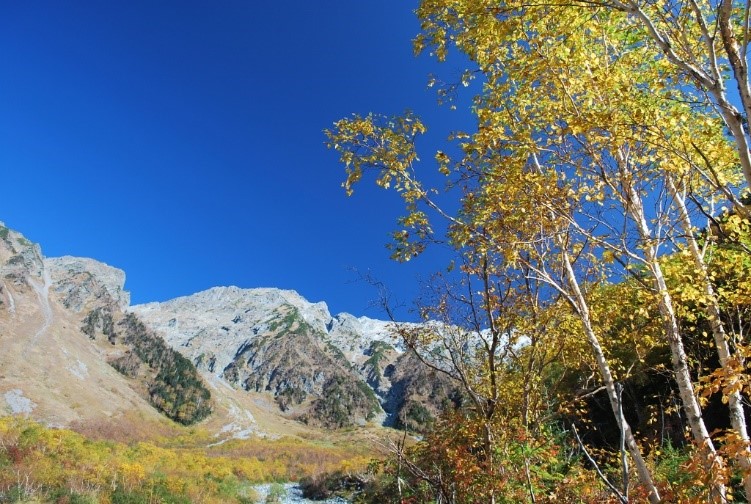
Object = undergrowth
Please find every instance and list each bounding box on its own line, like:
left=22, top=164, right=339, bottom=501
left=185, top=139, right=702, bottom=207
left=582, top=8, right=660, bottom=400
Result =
left=0, top=416, right=373, bottom=503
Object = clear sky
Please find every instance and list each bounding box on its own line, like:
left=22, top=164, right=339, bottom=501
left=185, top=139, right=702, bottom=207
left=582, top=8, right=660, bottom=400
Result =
left=0, top=1, right=474, bottom=319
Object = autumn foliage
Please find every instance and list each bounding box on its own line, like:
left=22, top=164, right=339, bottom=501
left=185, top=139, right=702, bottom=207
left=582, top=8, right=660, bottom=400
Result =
left=327, top=0, right=751, bottom=501
left=0, top=417, right=371, bottom=503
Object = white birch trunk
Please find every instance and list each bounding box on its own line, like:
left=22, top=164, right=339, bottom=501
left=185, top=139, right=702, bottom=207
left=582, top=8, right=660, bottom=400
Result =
left=616, top=153, right=727, bottom=500
left=561, top=247, right=661, bottom=503
left=668, top=177, right=751, bottom=497
left=528, top=151, right=661, bottom=500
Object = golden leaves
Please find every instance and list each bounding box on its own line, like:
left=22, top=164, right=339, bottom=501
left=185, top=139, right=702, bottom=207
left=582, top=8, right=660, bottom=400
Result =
left=325, top=112, right=427, bottom=197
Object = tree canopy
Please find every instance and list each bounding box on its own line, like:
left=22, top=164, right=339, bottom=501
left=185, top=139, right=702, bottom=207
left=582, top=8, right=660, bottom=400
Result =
left=328, top=0, right=751, bottom=501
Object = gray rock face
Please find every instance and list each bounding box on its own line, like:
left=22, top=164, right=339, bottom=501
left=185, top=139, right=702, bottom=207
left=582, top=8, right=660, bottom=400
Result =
left=131, top=286, right=454, bottom=430
left=0, top=223, right=130, bottom=315
left=46, top=256, right=130, bottom=312
left=4, top=389, right=36, bottom=415
left=132, top=287, right=397, bottom=381
left=0, top=222, right=45, bottom=288
left=132, top=287, right=393, bottom=427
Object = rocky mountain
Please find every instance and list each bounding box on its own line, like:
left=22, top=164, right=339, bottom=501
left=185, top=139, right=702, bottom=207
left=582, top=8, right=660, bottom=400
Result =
left=133, top=287, right=459, bottom=430
left=0, top=223, right=162, bottom=429
left=0, top=222, right=213, bottom=432
left=0, top=221, right=457, bottom=440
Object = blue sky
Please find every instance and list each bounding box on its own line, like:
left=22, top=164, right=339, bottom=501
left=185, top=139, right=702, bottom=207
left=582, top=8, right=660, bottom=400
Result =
left=0, top=1, right=473, bottom=319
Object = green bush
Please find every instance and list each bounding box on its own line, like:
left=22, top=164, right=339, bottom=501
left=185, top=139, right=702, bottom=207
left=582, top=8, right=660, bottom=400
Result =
left=264, top=482, right=286, bottom=503
left=111, top=482, right=191, bottom=504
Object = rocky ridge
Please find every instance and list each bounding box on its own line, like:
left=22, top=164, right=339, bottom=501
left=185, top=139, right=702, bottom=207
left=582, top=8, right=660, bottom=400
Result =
left=47, top=255, right=130, bottom=312
left=132, top=287, right=398, bottom=372
left=0, top=221, right=457, bottom=438
left=133, top=287, right=458, bottom=430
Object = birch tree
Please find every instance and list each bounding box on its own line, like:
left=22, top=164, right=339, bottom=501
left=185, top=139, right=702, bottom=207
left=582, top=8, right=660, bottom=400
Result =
left=328, top=0, right=751, bottom=500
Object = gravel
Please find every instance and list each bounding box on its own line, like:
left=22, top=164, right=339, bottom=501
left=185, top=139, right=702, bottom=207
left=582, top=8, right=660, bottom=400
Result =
left=252, top=483, right=349, bottom=504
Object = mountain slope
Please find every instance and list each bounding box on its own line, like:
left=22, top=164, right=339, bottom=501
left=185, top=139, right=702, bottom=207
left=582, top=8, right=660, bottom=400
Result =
left=133, top=287, right=461, bottom=431
left=0, top=223, right=218, bottom=437
left=0, top=223, right=165, bottom=429
left=0, top=221, right=457, bottom=439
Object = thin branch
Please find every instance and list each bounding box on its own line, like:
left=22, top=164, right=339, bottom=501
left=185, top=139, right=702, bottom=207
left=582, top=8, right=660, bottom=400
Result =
left=572, top=424, right=629, bottom=504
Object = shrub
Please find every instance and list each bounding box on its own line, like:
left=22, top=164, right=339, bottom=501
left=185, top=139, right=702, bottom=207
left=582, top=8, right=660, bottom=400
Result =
left=264, top=482, right=286, bottom=503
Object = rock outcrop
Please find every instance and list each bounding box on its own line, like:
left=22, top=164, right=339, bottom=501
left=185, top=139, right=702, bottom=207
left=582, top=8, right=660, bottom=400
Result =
left=47, top=256, right=130, bottom=312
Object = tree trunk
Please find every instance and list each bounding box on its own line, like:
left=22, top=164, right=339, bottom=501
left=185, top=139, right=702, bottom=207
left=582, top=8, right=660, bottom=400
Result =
left=531, top=149, right=660, bottom=500
left=718, top=0, right=751, bottom=191
left=668, top=177, right=751, bottom=497
left=561, top=247, right=661, bottom=503
left=619, top=160, right=727, bottom=500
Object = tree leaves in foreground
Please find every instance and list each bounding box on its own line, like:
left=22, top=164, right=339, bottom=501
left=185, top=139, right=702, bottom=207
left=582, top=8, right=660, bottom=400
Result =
left=327, top=0, right=751, bottom=502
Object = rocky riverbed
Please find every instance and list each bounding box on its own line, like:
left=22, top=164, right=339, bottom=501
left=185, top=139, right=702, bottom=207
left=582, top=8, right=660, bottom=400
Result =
left=252, top=483, right=349, bottom=503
